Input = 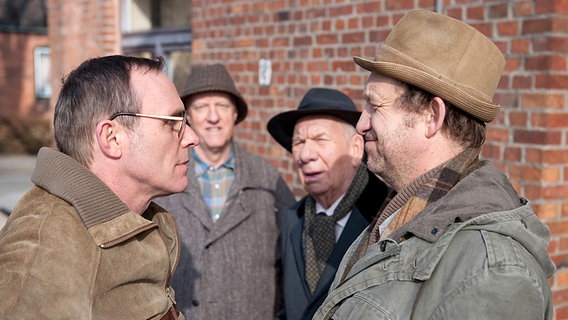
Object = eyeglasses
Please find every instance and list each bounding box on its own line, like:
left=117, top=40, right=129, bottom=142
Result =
left=109, top=110, right=189, bottom=138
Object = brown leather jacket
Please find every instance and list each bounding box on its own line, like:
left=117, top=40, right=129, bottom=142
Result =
left=0, top=148, right=184, bottom=320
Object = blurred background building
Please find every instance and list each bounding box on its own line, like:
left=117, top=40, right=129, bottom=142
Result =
left=0, top=0, right=50, bottom=154
left=1, top=0, right=567, bottom=317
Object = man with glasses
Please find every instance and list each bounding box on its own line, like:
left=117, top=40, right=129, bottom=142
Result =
left=0, top=55, right=199, bottom=319
left=156, top=63, right=295, bottom=320
left=109, top=110, right=189, bottom=138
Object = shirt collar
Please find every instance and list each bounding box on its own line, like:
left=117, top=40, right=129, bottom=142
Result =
left=315, top=195, right=350, bottom=229
left=193, top=149, right=236, bottom=177
left=316, top=195, right=345, bottom=217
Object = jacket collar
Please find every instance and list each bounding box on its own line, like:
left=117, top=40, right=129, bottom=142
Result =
left=31, top=148, right=157, bottom=247
left=389, top=161, right=522, bottom=242
left=32, top=148, right=131, bottom=229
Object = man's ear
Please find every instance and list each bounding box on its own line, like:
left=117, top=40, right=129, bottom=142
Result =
left=351, top=133, right=365, bottom=160
left=425, top=97, right=446, bottom=138
left=95, top=120, right=122, bottom=159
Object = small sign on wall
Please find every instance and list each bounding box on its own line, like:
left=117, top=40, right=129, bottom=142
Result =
left=258, top=59, right=272, bottom=86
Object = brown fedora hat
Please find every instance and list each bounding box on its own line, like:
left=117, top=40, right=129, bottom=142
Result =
left=267, top=88, right=360, bottom=152
left=354, top=10, right=505, bottom=123
left=180, top=63, right=248, bottom=124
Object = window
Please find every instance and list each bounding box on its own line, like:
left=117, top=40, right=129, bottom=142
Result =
left=121, top=0, right=190, bottom=32
left=120, top=0, right=192, bottom=91
left=34, top=46, right=51, bottom=98
left=0, top=0, right=47, bottom=32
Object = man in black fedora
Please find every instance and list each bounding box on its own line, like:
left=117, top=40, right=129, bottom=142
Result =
left=267, top=87, right=389, bottom=320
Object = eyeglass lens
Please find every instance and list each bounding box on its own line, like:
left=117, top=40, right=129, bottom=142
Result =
left=178, top=110, right=187, bottom=138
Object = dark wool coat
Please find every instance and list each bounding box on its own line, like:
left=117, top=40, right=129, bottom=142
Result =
left=278, top=168, right=389, bottom=320
left=0, top=148, right=183, bottom=320
left=156, top=142, right=295, bottom=320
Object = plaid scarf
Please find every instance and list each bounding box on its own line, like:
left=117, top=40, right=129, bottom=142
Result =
left=303, top=163, right=369, bottom=293
left=340, top=147, right=481, bottom=281
left=370, top=147, right=481, bottom=242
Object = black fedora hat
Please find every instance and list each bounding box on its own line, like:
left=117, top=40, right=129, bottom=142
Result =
left=267, top=87, right=361, bottom=152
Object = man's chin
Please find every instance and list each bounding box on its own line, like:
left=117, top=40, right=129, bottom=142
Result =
left=304, top=183, right=328, bottom=197
left=165, top=179, right=189, bottom=195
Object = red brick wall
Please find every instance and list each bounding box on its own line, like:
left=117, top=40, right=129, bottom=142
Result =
left=190, top=1, right=568, bottom=317
left=478, top=3, right=568, bottom=317
left=0, top=32, right=49, bottom=119
left=47, top=0, right=568, bottom=317
left=47, top=0, right=120, bottom=113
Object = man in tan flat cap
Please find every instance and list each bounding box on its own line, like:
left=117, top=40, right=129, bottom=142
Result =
left=314, top=10, right=555, bottom=320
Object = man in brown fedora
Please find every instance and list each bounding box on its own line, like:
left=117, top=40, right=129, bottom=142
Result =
left=267, top=88, right=389, bottom=320
left=156, top=63, right=295, bottom=320
left=314, top=10, right=555, bottom=320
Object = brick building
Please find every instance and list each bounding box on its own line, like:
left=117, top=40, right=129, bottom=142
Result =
left=0, top=31, right=49, bottom=119
left=0, top=0, right=49, bottom=119
left=0, top=0, right=51, bottom=153
left=46, top=0, right=567, bottom=317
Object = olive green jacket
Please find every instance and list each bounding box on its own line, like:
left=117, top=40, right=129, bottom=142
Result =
left=315, top=162, right=556, bottom=320
left=0, top=147, right=183, bottom=320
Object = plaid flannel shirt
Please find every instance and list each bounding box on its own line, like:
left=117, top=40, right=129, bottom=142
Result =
left=193, top=150, right=236, bottom=221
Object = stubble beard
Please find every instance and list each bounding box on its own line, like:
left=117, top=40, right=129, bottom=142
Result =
left=366, top=152, right=400, bottom=191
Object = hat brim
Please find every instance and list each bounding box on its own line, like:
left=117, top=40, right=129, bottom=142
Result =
left=353, top=56, right=499, bottom=123
left=232, top=95, right=248, bottom=124
left=267, top=109, right=361, bottom=152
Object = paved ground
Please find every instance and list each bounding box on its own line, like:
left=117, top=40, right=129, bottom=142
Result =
left=0, top=154, right=36, bottom=230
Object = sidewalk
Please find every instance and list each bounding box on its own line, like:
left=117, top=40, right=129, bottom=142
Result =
left=0, top=154, right=36, bottom=229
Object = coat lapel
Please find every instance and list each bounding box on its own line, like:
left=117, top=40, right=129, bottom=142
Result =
left=290, top=217, right=311, bottom=297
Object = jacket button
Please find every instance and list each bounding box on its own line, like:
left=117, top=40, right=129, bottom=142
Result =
left=192, top=299, right=199, bottom=306
left=431, top=227, right=438, bottom=236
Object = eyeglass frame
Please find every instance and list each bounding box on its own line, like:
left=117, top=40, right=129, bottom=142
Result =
left=109, top=111, right=189, bottom=138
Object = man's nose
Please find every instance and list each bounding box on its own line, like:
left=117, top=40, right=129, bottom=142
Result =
left=181, top=124, right=200, bottom=148
left=297, top=140, right=317, bottom=164
left=356, top=110, right=370, bottom=135
left=207, top=106, right=220, bottom=122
